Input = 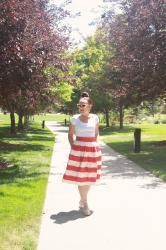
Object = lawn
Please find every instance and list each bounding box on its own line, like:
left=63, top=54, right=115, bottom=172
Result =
left=0, top=114, right=55, bottom=250
left=100, top=123, right=166, bottom=181
left=33, top=113, right=70, bottom=124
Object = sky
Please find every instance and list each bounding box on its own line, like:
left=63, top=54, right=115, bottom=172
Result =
left=52, top=0, right=113, bottom=47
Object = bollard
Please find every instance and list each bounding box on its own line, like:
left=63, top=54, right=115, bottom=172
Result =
left=134, top=128, right=141, bottom=153
left=64, top=118, right=67, bottom=126
left=42, top=120, right=45, bottom=129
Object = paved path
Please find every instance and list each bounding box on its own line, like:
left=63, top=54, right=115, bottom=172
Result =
left=37, top=122, right=166, bottom=250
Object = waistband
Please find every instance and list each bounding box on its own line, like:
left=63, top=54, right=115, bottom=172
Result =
left=76, top=136, right=96, bottom=142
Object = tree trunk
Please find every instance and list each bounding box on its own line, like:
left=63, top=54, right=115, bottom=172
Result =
left=24, top=115, right=29, bottom=129
left=18, top=114, right=23, bottom=131
left=119, top=105, right=124, bottom=129
left=10, top=111, right=16, bottom=134
left=105, top=108, right=110, bottom=127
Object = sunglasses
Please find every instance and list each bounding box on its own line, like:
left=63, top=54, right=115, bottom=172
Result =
left=77, top=104, right=87, bottom=108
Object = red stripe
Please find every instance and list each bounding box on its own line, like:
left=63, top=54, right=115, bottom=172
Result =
left=63, top=174, right=100, bottom=183
left=69, top=154, right=102, bottom=162
left=76, top=136, right=96, bottom=142
left=66, top=165, right=101, bottom=173
left=72, top=144, right=100, bottom=152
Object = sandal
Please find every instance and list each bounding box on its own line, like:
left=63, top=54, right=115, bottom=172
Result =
left=79, top=201, right=93, bottom=216
left=81, top=207, right=93, bottom=216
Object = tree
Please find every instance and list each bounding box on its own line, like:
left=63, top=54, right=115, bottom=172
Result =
left=0, top=0, right=70, bottom=133
left=101, top=0, right=166, bottom=103
left=84, top=29, right=127, bottom=128
left=68, top=30, right=114, bottom=126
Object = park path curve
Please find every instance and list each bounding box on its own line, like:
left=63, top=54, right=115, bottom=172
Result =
left=37, top=121, right=166, bottom=250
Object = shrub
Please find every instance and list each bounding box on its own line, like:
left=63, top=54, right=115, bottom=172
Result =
left=154, top=120, right=160, bottom=124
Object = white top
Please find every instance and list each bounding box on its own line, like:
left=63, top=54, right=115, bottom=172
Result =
left=70, top=114, right=99, bottom=137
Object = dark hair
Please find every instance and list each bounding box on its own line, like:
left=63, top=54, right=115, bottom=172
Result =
left=80, top=92, right=92, bottom=105
left=81, top=92, right=89, bottom=98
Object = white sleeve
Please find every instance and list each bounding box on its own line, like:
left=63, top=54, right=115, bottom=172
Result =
left=70, top=115, right=77, bottom=126
left=94, top=114, right=99, bottom=124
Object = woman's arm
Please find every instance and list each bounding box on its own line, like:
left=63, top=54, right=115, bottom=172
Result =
left=68, top=123, right=75, bottom=146
left=95, top=123, right=100, bottom=140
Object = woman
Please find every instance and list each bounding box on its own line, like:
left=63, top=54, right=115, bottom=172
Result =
left=63, top=92, right=102, bottom=216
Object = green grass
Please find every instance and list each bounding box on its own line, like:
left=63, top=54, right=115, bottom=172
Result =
left=33, top=113, right=70, bottom=124
left=100, top=124, right=166, bottom=181
left=0, top=114, right=55, bottom=250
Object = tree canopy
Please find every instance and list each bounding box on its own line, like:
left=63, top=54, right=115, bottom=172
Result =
left=0, top=0, right=70, bottom=132
left=101, top=0, right=166, bottom=103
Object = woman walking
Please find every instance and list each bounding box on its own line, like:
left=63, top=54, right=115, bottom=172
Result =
left=63, top=92, right=102, bottom=216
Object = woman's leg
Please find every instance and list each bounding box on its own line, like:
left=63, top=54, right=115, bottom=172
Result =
left=78, top=185, right=92, bottom=215
left=78, top=185, right=91, bottom=205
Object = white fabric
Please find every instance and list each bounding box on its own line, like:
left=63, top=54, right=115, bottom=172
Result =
left=68, top=160, right=102, bottom=168
left=70, top=149, right=101, bottom=158
left=64, top=170, right=99, bottom=178
left=70, top=114, right=99, bottom=137
left=74, top=140, right=98, bottom=146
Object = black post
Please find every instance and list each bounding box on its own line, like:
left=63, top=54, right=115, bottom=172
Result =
left=134, top=128, right=141, bottom=153
left=64, top=118, right=67, bottom=126
left=42, top=120, right=45, bottom=129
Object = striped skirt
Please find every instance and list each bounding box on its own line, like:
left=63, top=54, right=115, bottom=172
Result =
left=62, top=136, right=102, bottom=186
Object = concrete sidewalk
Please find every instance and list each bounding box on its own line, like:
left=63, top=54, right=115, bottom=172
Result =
left=37, top=122, right=166, bottom=250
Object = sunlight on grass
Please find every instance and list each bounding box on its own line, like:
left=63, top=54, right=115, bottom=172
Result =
left=100, top=123, right=166, bottom=182
left=0, top=114, right=55, bottom=249
left=34, top=113, right=70, bottom=124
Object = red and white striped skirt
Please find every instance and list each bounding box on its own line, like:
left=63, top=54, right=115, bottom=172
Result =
left=63, top=136, right=102, bottom=185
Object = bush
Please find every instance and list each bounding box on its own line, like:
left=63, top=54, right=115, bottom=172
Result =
left=154, top=120, right=160, bottom=124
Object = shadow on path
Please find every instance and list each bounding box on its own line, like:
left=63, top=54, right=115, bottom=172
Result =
left=100, top=144, right=148, bottom=178
left=100, top=144, right=166, bottom=189
left=50, top=210, right=86, bottom=224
